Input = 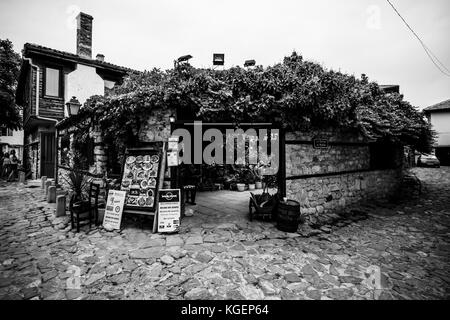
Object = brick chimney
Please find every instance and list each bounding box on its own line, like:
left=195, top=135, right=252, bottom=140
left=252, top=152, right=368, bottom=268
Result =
left=76, top=12, right=93, bottom=59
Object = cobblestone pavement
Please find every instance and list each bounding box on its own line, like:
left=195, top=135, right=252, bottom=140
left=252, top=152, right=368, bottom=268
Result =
left=0, top=168, right=449, bottom=300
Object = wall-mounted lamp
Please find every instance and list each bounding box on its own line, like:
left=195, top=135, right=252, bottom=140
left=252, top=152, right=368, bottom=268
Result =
left=66, top=96, right=81, bottom=117
left=169, top=114, right=176, bottom=123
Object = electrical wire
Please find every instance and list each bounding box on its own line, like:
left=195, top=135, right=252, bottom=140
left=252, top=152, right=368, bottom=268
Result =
left=386, top=0, right=450, bottom=77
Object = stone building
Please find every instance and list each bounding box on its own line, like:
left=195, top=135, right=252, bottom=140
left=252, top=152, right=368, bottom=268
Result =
left=56, top=105, right=404, bottom=220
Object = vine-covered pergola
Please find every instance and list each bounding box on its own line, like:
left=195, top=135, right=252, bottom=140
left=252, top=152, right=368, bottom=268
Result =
left=57, top=52, right=435, bottom=165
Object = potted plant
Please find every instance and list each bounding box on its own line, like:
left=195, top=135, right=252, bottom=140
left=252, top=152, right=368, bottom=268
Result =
left=236, top=182, right=246, bottom=192
left=250, top=165, right=263, bottom=189
left=64, top=169, right=90, bottom=213
left=247, top=175, right=256, bottom=190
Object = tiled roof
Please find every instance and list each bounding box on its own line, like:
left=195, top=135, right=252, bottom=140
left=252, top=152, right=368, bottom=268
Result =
left=423, top=99, right=450, bottom=112
left=23, top=43, right=139, bottom=74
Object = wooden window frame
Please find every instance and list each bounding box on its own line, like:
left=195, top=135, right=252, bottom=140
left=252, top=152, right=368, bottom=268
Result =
left=43, top=66, right=64, bottom=99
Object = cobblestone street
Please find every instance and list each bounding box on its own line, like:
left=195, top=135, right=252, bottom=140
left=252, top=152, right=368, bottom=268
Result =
left=0, top=168, right=449, bottom=300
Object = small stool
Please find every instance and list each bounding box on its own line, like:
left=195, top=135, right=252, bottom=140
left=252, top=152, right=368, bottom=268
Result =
left=183, top=185, right=197, bottom=205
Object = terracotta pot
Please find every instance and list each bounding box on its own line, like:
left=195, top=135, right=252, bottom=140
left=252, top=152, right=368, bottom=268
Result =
left=236, top=183, right=246, bottom=192
left=255, top=181, right=263, bottom=189
left=248, top=184, right=256, bottom=191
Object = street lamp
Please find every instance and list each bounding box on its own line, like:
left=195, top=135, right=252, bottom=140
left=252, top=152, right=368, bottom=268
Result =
left=66, top=96, right=81, bottom=117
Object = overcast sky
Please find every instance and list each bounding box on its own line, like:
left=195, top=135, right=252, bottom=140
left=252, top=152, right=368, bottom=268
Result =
left=1, top=0, right=449, bottom=109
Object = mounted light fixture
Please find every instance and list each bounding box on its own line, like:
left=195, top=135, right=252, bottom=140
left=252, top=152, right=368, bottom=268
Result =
left=213, top=53, right=225, bottom=66
left=177, top=55, right=193, bottom=63
left=66, top=96, right=81, bottom=117
left=244, top=59, right=256, bottom=67
left=174, top=55, right=193, bottom=68
left=169, top=114, right=176, bottom=123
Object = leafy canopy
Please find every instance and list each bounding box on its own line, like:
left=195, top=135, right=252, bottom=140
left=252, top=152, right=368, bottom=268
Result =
left=0, top=39, right=22, bottom=130
left=60, top=52, right=434, bottom=155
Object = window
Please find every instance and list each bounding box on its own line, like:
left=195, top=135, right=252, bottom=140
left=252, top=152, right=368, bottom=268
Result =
left=45, top=67, right=60, bottom=97
left=0, top=128, right=13, bottom=136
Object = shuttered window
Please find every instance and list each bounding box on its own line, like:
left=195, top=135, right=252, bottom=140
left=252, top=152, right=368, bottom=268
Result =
left=45, top=67, right=60, bottom=97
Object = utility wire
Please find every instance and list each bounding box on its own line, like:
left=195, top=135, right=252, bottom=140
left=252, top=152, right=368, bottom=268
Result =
left=386, top=0, right=450, bottom=77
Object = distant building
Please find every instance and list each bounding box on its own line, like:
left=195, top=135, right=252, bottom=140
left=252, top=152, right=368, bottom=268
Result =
left=15, top=12, right=132, bottom=179
left=424, top=99, right=450, bottom=165
left=0, top=127, right=23, bottom=161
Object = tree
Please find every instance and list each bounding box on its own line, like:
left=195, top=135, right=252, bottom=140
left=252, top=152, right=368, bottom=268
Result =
left=0, top=39, right=22, bottom=130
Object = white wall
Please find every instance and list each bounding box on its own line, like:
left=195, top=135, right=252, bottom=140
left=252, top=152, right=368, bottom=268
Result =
left=65, top=64, right=105, bottom=116
left=0, top=129, right=23, bottom=147
left=0, top=129, right=24, bottom=161
left=430, top=112, right=450, bottom=147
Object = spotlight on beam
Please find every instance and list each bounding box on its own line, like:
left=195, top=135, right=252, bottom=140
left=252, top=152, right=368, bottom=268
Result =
left=244, top=59, right=256, bottom=67
left=213, top=53, right=225, bottom=66
left=174, top=54, right=193, bottom=68
left=177, top=54, right=193, bottom=63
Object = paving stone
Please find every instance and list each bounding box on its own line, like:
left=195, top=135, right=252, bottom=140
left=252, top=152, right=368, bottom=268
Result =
left=160, top=255, right=174, bottom=265
left=85, top=272, right=106, bottom=286
left=129, top=248, right=164, bottom=259
left=65, top=289, right=82, bottom=300
left=284, top=273, right=302, bottom=283
left=1, top=168, right=450, bottom=300
left=184, top=288, right=211, bottom=300
left=185, top=236, right=203, bottom=245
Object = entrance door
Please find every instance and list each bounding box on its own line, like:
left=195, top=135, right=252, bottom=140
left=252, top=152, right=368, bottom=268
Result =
left=41, top=132, right=55, bottom=178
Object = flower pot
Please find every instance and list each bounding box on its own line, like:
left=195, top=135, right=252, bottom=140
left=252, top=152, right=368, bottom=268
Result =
left=236, top=183, right=246, bottom=192
left=255, top=181, right=263, bottom=189
left=248, top=184, right=256, bottom=191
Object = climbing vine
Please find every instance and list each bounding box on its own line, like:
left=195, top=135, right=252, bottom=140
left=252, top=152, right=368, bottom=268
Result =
left=58, top=52, right=435, bottom=162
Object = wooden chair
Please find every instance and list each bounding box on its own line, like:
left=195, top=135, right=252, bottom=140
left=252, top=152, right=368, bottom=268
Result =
left=86, top=183, right=100, bottom=225
left=69, top=194, right=92, bottom=232
left=69, top=183, right=100, bottom=232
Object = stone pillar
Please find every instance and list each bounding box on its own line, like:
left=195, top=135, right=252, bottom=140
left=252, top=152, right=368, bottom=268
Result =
left=45, top=180, right=53, bottom=195
left=55, top=195, right=66, bottom=217
left=41, top=176, right=47, bottom=189
left=47, top=186, right=56, bottom=203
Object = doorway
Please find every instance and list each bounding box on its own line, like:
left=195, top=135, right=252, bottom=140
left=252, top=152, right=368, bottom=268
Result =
left=40, top=132, right=55, bottom=178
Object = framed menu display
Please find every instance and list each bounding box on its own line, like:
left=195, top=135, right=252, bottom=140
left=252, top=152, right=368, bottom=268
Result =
left=120, top=145, right=164, bottom=214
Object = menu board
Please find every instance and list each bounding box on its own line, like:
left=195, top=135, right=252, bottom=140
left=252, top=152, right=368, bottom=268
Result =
left=120, top=149, right=162, bottom=213
left=103, top=190, right=126, bottom=230
left=157, top=189, right=181, bottom=233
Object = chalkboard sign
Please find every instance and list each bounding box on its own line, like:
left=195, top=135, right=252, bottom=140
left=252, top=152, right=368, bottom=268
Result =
left=120, top=146, right=164, bottom=214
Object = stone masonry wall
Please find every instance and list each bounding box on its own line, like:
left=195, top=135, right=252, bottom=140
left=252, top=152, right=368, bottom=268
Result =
left=285, top=129, right=402, bottom=217
left=286, top=169, right=402, bottom=216
left=138, top=107, right=175, bottom=143
left=56, top=107, right=174, bottom=199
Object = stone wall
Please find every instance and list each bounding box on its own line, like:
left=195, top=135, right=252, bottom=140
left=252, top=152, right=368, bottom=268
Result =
left=286, top=169, right=402, bottom=216
left=138, top=107, right=175, bottom=143
left=56, top=106, right=174, bottom=197
left=285, top=129, right=403, bottom=217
